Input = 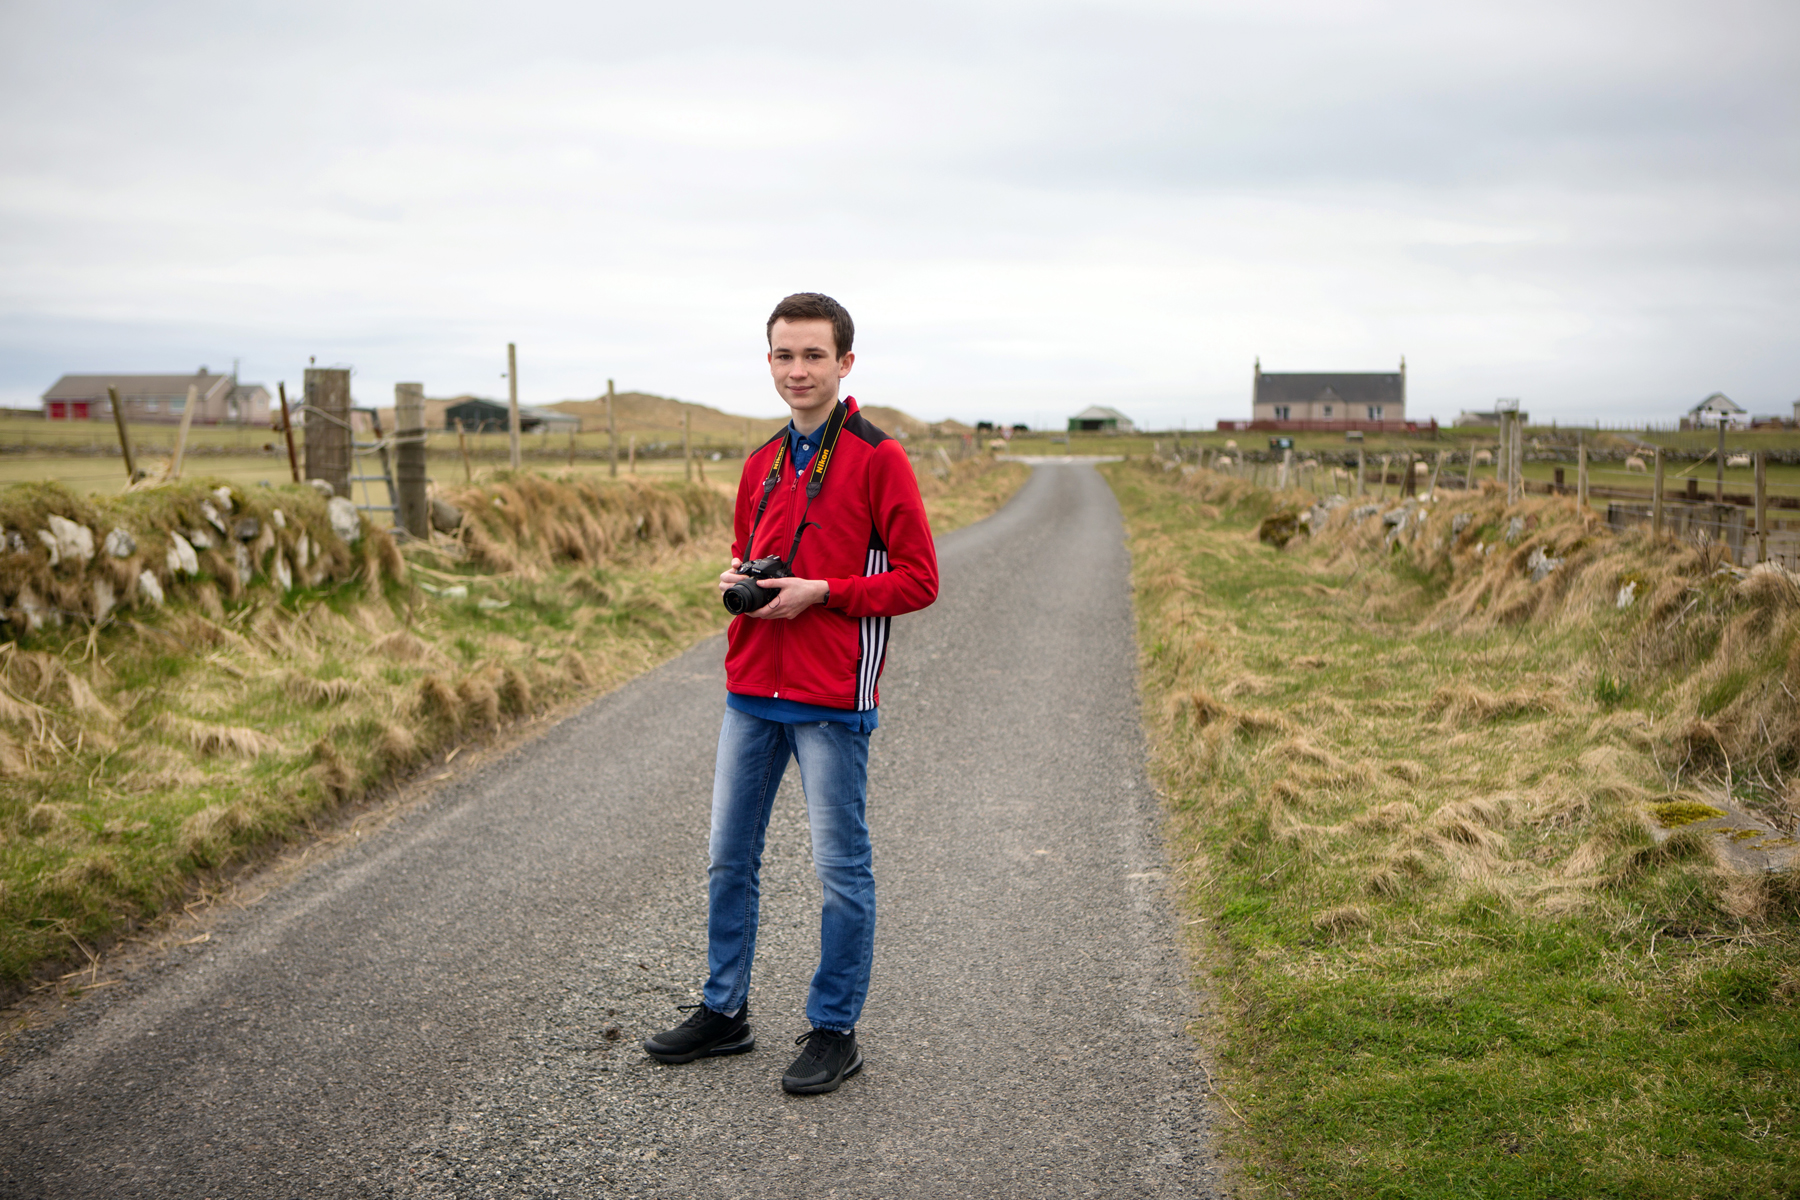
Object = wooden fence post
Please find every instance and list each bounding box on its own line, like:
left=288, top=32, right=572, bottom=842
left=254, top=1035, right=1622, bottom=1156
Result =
left=607, top=379, right=618, bottom=479
left=507, top=342, right=521, bottom=471
left=1427, top=449, right=1444, bottom=497
left=1577, top=435, right=1588, bottom=513
left=457, top=420, right=472, bottom=483
left=1653, top=448, right=1665, bottom=537
left=107, top=385, right=137, bottom=482
left=169, top=383, right=199, bottom=480
left=683, top=410, right=693, bottom=482
left=1755, top=450, right=1768, bottom=564
left=629, top=434, right=637, bottom=475
left=277, top=383, right=300, bottom=483
left=1356, top=447, right=1365, bottom=496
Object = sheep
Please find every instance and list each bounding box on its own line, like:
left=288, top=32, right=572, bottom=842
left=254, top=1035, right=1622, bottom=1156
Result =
left=1413, top=461, right=1429, bottom=475
left=1727, top=454, right=1752, bottom=468
left=1473, top=449, right=1493, bottom=466
left=1225, top=439, right=1238, bottom=451
left=1624, top=455, right=1647, bottom=473
left=1214, top=455, right=1234, bottom=469
left=1332, top=467, right=1351, bottom=482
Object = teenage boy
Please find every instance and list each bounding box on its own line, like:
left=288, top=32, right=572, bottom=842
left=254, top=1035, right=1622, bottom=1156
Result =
left=643, top=293, right=939, bottom=1094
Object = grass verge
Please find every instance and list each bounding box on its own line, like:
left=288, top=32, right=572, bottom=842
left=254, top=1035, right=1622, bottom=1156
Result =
left=1103, top=460, right=1799, bottom=1200
left=0, top=456, right=1023, bottom=997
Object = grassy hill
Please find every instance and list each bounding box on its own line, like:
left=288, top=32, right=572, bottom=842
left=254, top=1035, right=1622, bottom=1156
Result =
left=544, top=392, right=970, bottom=442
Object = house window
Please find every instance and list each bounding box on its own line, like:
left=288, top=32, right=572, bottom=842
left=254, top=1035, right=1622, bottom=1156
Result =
left=1367, top=405, right=1384, bottom=420
left=1273, top=406, right=1290, bottom=420
left=1322, top=405, right=1333, bottom=417
left=147, top=397, right=159, bottom=413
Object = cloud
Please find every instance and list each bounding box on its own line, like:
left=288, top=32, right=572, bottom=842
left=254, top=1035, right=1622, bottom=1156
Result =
left=1, top=0, right=1796, bottom=428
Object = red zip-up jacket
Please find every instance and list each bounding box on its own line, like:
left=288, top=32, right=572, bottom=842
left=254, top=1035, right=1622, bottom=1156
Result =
left=725, top=397, right=939, bottom=712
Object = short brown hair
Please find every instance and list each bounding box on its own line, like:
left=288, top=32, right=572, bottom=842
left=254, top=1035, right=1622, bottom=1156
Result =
left=766, top=293, right=854, bottom=359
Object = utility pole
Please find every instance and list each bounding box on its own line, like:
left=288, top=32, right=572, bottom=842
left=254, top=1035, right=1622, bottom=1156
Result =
left=507, top=342, right=521, bottom=471
left=606, top=378, right=618, bottom=478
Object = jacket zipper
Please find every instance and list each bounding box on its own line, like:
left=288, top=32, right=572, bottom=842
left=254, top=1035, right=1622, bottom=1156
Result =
left=772, top=464, right=799, bottom=699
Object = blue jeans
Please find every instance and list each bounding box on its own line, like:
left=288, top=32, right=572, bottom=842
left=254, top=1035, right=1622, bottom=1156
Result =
left=704, top=708, right=874, bottom=1032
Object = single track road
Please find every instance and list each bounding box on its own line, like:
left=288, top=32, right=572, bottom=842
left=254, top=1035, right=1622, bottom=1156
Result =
left=0, top=462, right=1220, bottom=1198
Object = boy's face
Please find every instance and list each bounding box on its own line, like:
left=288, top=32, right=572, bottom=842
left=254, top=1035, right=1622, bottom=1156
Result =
left=768, top=318, right=853, bottom=420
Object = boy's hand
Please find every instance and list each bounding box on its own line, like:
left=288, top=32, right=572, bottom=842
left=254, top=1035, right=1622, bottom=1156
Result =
left=745, top=575, right=829, bottom=620
left=719, top=558, right=748, bottom=594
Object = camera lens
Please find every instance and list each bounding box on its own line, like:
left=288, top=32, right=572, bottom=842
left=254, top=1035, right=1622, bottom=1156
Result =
left=722, top=580, right=767, bottom=615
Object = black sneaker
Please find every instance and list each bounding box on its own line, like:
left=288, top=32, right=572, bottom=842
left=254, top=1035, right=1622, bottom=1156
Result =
left=781, top=1028, right=862, bottom=1095
left=642, top=1002, right=754, bottom=1064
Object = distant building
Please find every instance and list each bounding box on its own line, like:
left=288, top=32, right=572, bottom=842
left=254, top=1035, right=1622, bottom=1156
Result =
left=1454, top=403, right=1530, bottom=428
left=1067, top=405, right=1135, bottom=433
left=40, top=369, right=270, bottom=425
left=1685, top=392, right=1746, bottom=429
left=1221, top=359, right=1422, bottom=433
left=444, top=397, right=578, bottom=433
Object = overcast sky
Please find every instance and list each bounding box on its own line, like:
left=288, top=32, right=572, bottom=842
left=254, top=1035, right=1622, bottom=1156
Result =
left=2, top=0, right=1796, bottom=428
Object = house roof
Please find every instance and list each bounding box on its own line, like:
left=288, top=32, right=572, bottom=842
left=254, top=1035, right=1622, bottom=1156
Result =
left=1256, top=372, right=1403, bottom=408
left=1071, top=405, right=1131, bottom=421
left=1689, top=392, right=1744, bottom=414
left=43, top=371, right=236, bottom=402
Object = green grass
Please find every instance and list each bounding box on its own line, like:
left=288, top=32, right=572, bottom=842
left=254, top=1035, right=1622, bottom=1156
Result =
left=1102, top=462, right=1800, bottom=1200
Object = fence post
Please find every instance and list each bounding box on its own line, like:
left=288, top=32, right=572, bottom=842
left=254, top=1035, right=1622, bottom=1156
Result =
left=304, top=368, right=353, bottom=495
left=1755, top=450, right=1768, bottom=565
left=743, top=419, right=750, bottom=462
left=629, top=433, right=636, bottom=475
left=169, top=383, right=199, bottom=480
left=107, top=385, right=137, bottom=482
left=1356, top=447, right=1365, bottom=496
left=395, top=383, right=430, bottom=539
left=607, top=378, right=618, bottom=479
left=1577, top=435, right=1588, bottom=513
left=277, top=383, right=301, bottom=483
left=1715, top=419, right=1725, bottom=501
left=1653, top=448, right=1665, bottom=537
left=507, top=342, right=521, bottom=471
left=1427, top=449, right=1444, bottom=496
left=1279, top=447, right=1292, bottom=489
left=457, top=420, right=472, bottom=483
left=683, top=409, right=693, bottom=482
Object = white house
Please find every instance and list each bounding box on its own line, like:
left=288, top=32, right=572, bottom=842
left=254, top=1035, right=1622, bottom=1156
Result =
left=1688, top=392, right=1746, bottom=428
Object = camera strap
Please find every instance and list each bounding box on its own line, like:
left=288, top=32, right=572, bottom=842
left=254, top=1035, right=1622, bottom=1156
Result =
left=743, top=400, right=849, bottom=567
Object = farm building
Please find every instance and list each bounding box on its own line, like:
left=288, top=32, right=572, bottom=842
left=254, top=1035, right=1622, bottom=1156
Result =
left=1067, top=405, right=1135, bottom=433
left=40, top=369, right=270, bottom=425
left=444, top=397, right=579, bottom=433
left=1222, top=358, right=1421, bottom=434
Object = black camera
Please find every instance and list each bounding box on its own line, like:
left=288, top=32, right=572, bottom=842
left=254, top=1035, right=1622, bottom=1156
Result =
left=722, top=555, right=793, bottom=614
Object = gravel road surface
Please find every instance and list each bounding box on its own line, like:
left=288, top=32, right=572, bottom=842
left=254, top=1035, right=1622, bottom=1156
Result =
left=0, top=463, right=1219, bottom=1198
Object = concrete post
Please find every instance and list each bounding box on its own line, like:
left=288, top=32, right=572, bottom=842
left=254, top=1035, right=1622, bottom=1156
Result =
left=1653, top=449, right=1665, bottom=536
left=507, top=342, right=521, bottom=471
left=395, top=382, right=429, bottom=539
left=607, top=378, right=618, bottom=479
left=304, top=368, right=353, bottom=496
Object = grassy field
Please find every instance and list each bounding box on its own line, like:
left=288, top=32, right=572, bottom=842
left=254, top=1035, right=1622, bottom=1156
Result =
left=0, top=457, right=1025, bottom=998
left=1104, top=462, right=1799, bottom=1199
